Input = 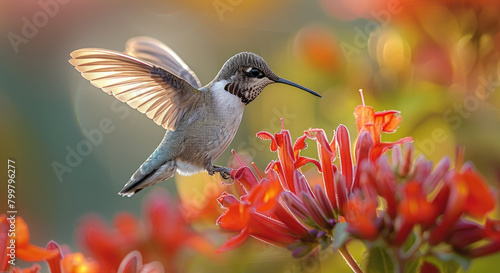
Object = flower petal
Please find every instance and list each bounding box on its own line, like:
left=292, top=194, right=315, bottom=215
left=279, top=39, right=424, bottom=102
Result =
left=274, top=202, right=310, bottom=238
left=257, top=131, right=278, bottom=151
left=275, top=129, right=297, bottom=192
left=446, top=219, right=484, bottom=249
left=344, top=191, right=379, bottom=241
left=293, top=134, right=308, bottom=158
left=16, top=217, right=30, bottom=248
left=484, top=218, right=500, bottom=241
left=313, top=185, right=335, bottom=220
left=140, top=261, right=165, bottom=273
left=294, top=156, right=321, bottom=171
left=336, top=124, right=353, bottom=190
left=300, top=192, right=330, bottom=229
left=423, top=156, right=450, bottom=192
left=216, top=227, right=250, bottom=253
left=353, top=131, right=373, bottom=191
left=293, top=170, right=314, bottom=197
left=429, top=173, right=468, bottom=245
left=247, top=212, right=297, bottom=247
left=282, top=192, right=314, bottom=226
left=398, top=181, right=437, bottom=227
left=217, top=192, right=240, bottom=208
left=232, top=166, right=260, bottom=192
left=354, top=105, right=374, bottom=135
left=216, top=203, right=249, bottom=231
left=306, top=128, right=337, bottom=209
left=17, top=244, right=59, bottom=262
left=374, top=110, right=402, bottom=133
left=117, top=251, right=141, bottom=273
left=461, top=167, right=496, bottom=217
left=11, top=264, right=41, bottom=273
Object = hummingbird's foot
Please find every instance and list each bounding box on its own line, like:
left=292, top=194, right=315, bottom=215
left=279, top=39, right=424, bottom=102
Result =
left=219, top=171, right=232, bottom=180
left=207, top=165, right=233, bottom=180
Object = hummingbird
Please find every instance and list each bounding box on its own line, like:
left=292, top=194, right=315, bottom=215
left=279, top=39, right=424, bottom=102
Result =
left=69, top=36, right=321, bottom=197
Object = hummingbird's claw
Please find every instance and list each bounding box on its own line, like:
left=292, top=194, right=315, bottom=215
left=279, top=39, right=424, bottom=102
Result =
left=208, top=165, right=233, bottom=180
left=220, top=171, right=232, bottom=180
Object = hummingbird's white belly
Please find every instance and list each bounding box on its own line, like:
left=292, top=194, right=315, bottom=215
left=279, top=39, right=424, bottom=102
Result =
left=176, top=159, right=204, bottom=176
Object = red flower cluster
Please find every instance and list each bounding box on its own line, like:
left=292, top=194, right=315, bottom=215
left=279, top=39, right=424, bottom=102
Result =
left=0, top=214, right=98, bottom=273
left=0, top=190, right=213, bottom=273
left=348, top=144, right=498, bottom=253
left=216, top=93, right=500, bottom=268
left=78, top=189, right=214, bottom=273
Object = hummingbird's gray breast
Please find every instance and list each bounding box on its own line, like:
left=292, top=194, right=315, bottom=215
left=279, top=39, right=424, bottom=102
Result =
left=208, top=80, right=245, bottom=159
left=174, top=80, right=244, bottom=175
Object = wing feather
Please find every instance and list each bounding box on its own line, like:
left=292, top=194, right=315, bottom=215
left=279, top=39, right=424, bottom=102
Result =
left=124, top=36, right=202, bottom=88
left=69, top=48, right=200, bottom=130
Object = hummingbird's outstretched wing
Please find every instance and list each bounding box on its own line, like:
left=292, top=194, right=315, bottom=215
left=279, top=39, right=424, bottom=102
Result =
left=69, top=49, right=200, bottom=131
left=124, top=36, right=202, bottom=89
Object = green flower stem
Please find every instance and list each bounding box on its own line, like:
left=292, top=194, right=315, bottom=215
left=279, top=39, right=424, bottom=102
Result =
left=338, top=245, right=363, bottom=273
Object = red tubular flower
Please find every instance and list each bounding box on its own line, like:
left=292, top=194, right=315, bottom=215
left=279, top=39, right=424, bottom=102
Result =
left=344, top=191, right=380, bottom=241
left=445, top=219, right=484, bottom=250
left=45, top=241, right=64, bottom=273
left=304, top=128, right=337, bottom=210
left=336, top=125, right=353, bottom=190
left=465, top=218, right=500, bottom=258
left=0, top=214, right=58, bottom=271
left=394, top=180, right=438, bottom=245
left=398, top=181, right=436, bottom=226
left=444, top=218, right=500, bottom=258
left=216, top=206, right=300, bottom=253
left=258, top=127, right=320, bottom=193
left=360, top=157, right=398, bottom=219
left=216, top=169, right=305, bottom=252
left=273, top=202, right=311, bottom=238
left=429, top=164, right=496, bottom=245
left=353, top=131, right=373, bottom=191
left=354, top=99, right=413, bottom=161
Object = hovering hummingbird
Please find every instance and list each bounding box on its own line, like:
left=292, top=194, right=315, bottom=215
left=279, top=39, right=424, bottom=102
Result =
left=69, top=36, right=321, bottom=197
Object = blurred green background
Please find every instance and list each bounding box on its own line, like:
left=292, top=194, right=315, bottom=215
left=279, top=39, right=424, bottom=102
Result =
left=1, top=0, right=499, bottom=272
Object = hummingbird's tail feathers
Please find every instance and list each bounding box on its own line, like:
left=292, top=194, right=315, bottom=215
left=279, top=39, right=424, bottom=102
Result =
left=118, top=161, right=176, bottom=197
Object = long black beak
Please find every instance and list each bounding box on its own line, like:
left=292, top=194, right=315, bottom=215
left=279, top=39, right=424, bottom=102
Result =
left=275, top=78, right=322, bottom=98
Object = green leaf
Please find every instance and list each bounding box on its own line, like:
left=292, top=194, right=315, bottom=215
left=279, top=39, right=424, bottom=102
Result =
left=366, top=247, right=395, bottom=273
left=404, top=257, right=422, bottom=273
left=435, top=253, right=471, bottom=272
left=332, top=222, right=350, bottom=250
left=402, top=230, right=417, bottom=253
left=422, top=253, right=471, bottom=273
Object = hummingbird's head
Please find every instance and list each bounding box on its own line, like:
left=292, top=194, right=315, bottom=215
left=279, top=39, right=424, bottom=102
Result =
left=214, top=52, right=321, bottom=104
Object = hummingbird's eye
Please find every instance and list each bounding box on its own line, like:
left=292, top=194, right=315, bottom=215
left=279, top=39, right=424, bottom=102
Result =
left=244, top=67, right=264, bottom=78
